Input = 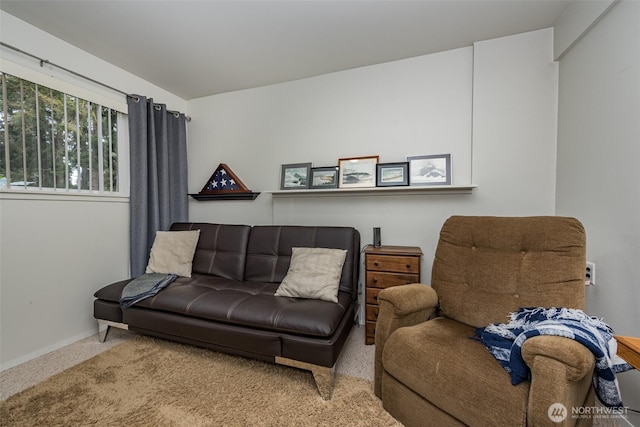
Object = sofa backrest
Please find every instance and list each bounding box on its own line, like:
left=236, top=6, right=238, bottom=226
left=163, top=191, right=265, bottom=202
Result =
left=170, top=223, right=251, bottom=281
left=244, top=225, right=361, bottom=299
left=431, top=216, right=586, bottom=328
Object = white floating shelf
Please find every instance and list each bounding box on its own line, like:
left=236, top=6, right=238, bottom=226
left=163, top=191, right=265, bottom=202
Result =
left=268, top=185, right=477, bottom=198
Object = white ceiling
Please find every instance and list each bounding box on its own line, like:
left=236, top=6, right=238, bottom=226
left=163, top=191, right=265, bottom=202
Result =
left=0, top=0, right=571, bottom=100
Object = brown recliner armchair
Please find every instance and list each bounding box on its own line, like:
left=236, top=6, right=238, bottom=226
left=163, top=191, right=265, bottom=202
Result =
left=374, top=216, right=596, bottom=427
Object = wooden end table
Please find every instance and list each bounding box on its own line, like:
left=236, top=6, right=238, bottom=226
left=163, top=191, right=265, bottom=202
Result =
left=363, top=245, right=423, bottom=345
left=615, top=335, right=640, bottom=370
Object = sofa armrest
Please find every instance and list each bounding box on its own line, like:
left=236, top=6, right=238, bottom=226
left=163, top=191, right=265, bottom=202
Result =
left=522, top=336, right=596, bottom=426
left=374, top=283, right=438, bottom=397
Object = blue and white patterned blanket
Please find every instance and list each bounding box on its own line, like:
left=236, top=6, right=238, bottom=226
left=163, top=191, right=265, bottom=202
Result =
left=475, top=307, right=632, bottom=408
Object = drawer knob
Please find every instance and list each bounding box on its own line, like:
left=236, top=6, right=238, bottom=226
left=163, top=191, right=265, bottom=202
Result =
left=406, top=264, right=411, bottom=269
left=374, top=261, right=379, bottom=266
left=373, top=277, right=378, bottom=283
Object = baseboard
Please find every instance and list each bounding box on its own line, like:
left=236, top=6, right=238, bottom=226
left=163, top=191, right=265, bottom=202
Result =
left=0, top=327, right=99, bottom=372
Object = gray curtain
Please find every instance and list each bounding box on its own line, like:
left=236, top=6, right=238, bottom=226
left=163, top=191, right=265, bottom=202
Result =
left=128, top=95, right=188, bottom=277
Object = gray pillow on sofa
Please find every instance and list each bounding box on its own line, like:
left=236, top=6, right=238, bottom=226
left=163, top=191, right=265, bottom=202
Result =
left=275, top=247, right=347, bottom=303
left=146, top=230, right=201, bottom=277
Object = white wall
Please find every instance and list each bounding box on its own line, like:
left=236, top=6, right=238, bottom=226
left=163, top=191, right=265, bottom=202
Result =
left=0, top=11, right=187, bottom=369
left=187, top=28, right=559, bottom=315
left=0, top=196, right=129, bottom=367
left=188, top=46, right=475, bottom=231
left=555, top=0, right=640, bottom=417
left=553, top=0, right=617, bottom=60
left=472, top=29, right=559, bottom=217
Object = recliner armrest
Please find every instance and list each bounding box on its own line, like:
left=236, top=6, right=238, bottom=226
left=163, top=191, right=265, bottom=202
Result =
left=374, top=283, right=438, bottom=397
left=522, top=336, right=596, bottom=426
left=522, top=335, right=595, bottom=382
left=377, top=283, right=439, bottom=316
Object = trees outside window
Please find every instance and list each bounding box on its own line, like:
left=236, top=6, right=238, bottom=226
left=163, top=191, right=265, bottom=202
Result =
left=0, top=73, right=119, bottom=193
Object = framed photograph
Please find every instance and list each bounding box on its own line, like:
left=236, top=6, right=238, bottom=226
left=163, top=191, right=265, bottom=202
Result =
left=376, top=162, right=409, bottom=187
left=280, top=162, right=312, bottom=190
left=406, top=154, right=451, bottom=186
left=310, top=166, right=339, bottom=189
left=338, top=156, right=379, bottom=188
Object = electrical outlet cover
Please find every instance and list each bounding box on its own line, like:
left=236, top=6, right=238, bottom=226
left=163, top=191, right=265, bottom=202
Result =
left=586, top=262, right=595, bottom=285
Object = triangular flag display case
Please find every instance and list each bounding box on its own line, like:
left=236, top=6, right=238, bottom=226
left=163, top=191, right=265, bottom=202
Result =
left=189, top=163, right=260, bottom=201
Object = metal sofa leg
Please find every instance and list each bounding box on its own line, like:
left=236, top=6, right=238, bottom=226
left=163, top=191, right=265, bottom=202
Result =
left=311, top=364, right=335, bottom=400
left=97, top=320, right=129, bottom=343
left=275, top=357, right=336, bottom=400
left=98, top=324, right=111, bottom=343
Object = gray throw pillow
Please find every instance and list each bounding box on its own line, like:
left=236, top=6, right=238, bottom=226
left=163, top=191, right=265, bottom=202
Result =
left=145, top=230, right=201, bottom=277
left=275, top=247, right=348, bottom=303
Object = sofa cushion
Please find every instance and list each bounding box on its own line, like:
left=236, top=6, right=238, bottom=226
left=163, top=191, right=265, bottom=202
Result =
left=275, top=247, right=347, bottom=303
left=110, top=274, right=350, bottom=337
left=94, top=279, right=130, bottom=323
left=94, top=279, right=130, bottom=301
left=146, top=230, right=200, bottom=277
left=170, top=223, right=251, bottom=281
left=382, top=317, right=529, bottom=426
left=244, top=226, right=359, bottom=298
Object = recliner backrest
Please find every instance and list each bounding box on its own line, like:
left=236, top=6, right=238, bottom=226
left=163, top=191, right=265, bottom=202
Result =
left=431, top=216, right=586, bottom=328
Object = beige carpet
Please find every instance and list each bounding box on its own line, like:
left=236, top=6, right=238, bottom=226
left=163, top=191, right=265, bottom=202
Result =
left=0, top=335, right=400, bottom=427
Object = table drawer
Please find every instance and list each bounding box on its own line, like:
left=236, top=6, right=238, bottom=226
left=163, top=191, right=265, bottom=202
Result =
left=366, top=254, right=420, bottom=274
left=366, top=304, right=379, bottom=322
left=366, top=288, right=382, bottom=305
left=366, top=271, right=420, bottom=289
left=366, top=321, right=376, bottom=344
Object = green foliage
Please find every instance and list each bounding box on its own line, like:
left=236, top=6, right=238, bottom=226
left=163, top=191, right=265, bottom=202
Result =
left=0, top=73, right=119, bottom=191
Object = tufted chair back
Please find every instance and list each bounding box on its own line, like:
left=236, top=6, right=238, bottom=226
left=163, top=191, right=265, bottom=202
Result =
left=431, top=216, right=586, bottom=328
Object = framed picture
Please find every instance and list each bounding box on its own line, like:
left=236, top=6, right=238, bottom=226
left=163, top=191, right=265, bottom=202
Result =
left=406, top=154, right=451, bottom=186
left=280, top=162, right=312, bottom=190
left=338, top=156, right=379, bottom=188
left=310, top=166, right=339, bottom=189
left=376, top=162, right=409, bottom=187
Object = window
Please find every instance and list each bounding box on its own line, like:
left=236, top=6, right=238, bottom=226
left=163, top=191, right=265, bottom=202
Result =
left=0, top=72, right=121, bottom=193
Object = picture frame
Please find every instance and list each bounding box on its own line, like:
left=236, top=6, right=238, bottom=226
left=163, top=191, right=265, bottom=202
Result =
left=376, top=162, right=409, bottom=187
left=280, top=162, right=312, bottom=190
left=406, top=154, right=451, bottom=186
left=310, top=166, right=339, bottom=189
left=338, top=156, right=379, bottom=188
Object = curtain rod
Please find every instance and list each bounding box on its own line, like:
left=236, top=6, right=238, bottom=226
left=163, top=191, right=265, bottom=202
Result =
left=0, top=41, right=191, bottom=121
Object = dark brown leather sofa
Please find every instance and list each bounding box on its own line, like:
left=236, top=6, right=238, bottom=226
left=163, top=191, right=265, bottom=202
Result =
left=94, top=223, right=360, bottom=400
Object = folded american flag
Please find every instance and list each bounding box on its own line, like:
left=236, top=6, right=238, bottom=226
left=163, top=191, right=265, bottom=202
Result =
left=475, top=307, right=632, bottom=408
left=205, top=167, right=241, bottom=191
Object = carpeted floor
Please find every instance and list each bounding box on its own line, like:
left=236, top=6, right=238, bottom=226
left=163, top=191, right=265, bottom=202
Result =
left=0, top=331, right=396, bottom=427
left=0, top=326, right=626, bottom=426
left=0, top=326, right=374, bottom=402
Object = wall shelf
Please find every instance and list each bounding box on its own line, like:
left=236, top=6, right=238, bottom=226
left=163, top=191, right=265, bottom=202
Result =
left=268, top=185, right=476, bottom=198
left=189, top=192, right=260, bottom=201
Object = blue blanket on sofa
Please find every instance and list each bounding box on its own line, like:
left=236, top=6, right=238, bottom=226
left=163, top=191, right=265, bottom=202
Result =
left=119, top=273, right=177, bottom=308
left=474, top=307, right=632, bottom=408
